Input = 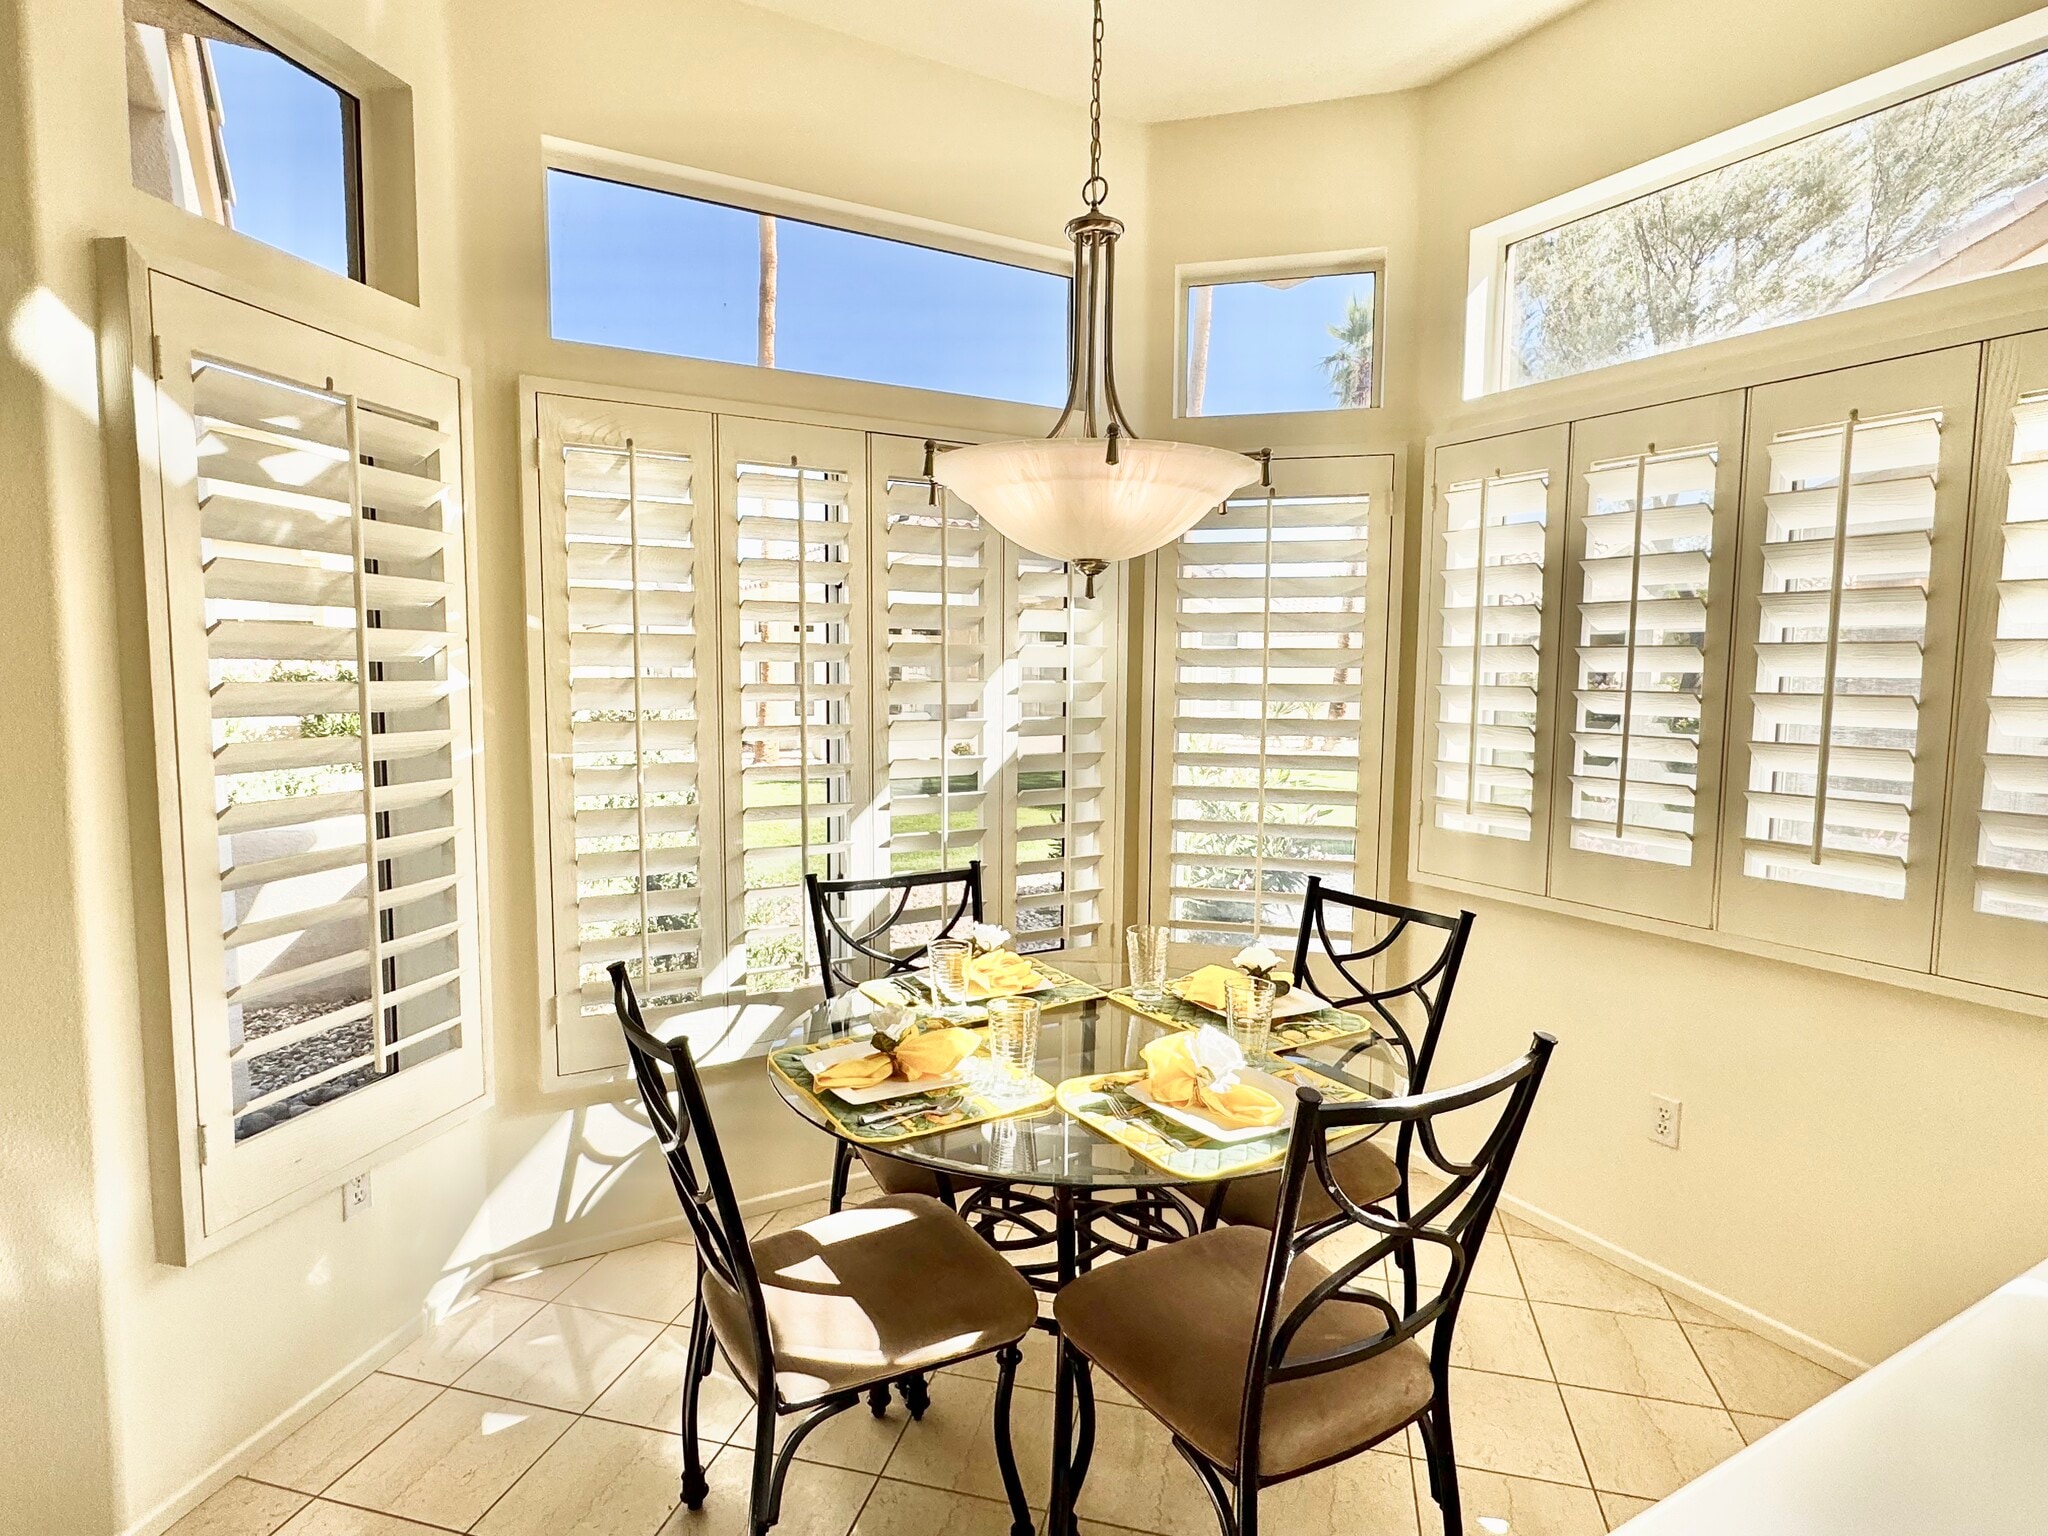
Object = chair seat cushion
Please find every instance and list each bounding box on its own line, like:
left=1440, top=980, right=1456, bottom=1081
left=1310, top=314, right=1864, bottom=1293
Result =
left=1210, top=1136, right=1400, bottom=1231
left=858, top=1148, right=984, bottom=1200
left=1053, top=1225, right=1433, bottom=1478
left=704, top=1194, right=1036, bottom=1407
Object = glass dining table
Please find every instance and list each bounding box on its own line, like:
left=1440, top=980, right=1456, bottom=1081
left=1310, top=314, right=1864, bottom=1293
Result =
left=765, top=955, right=1411, bottom=1534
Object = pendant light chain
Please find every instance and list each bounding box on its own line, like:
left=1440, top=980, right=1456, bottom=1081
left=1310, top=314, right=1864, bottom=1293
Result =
left=1083, top=0, right=1108, bottom=209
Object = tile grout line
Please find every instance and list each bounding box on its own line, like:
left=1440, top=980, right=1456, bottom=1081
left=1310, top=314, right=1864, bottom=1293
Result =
left=1512, top=1266, right=1600, bottom=1497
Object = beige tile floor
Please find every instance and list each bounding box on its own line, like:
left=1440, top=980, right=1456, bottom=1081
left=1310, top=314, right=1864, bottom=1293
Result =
left=172, top=1202, right=1848, bottom=1536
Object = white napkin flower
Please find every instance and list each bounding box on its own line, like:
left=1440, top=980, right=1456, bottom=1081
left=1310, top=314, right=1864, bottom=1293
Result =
left=970, top=922, right=1013, bottom=954
left=1233, top=942, right=1282, bottom=977
left=1185, top=1025, right=1248, bottom=1091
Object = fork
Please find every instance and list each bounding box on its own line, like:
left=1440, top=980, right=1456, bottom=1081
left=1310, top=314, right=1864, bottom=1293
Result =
left=1102, top=1083, right=1191, bottom=1150
left=856, top=1092, right=963, bottom=1133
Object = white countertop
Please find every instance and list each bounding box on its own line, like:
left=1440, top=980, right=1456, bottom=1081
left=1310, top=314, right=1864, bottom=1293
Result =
left=1619, top=1259, right=2048, bottom=1533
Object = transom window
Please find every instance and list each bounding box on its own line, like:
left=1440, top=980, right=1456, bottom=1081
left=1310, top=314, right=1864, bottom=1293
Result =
left=125, top=0, right=364, bottom=279
left=1182, top=266, right=1380, bottom=417
left=546, top=169, right=1069, bottom=406
left=1499, top=45, right=2048, bottom=388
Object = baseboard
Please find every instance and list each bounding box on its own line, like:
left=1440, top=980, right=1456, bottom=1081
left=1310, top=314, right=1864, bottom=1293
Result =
left=1499, top=1193, right=1872, bottom=1379
left=487, top=1173, right=848, bottom=1280
left=118, top=1303, right=440, bottom=1536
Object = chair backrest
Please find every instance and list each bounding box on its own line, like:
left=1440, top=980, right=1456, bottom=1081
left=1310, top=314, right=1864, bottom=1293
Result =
left=1238, top=1033, right=1556, bottom=1476
left=608, top=962, right=772, bottom=1377
left=805, top=862, right=984, bottom=999
left=1288, top=876, right=1475, bottom=1091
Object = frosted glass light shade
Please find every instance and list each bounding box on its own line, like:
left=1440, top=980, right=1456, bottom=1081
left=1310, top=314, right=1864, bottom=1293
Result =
left=934, top=437, right=1258, bottom=564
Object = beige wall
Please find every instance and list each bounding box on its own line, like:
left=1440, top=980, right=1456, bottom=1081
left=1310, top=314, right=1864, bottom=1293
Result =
left=9, top=0, right=2048, bottom=1529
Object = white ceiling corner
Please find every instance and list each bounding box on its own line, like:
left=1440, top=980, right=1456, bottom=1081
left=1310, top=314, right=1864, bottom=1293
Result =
left=731, top=0, right=1595, bottom=121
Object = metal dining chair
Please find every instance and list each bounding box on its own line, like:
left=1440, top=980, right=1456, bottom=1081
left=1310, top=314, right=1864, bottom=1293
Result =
left=609, top=962, right=1038, bottom=1536
left=1055, top=1033, right=1557, bottom=1536
left=804, top=862, right=984, bottom=1212
left=1202, top=881, right=1476, bottom=1280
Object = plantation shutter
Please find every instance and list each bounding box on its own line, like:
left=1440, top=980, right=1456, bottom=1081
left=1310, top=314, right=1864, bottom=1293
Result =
left=1547, top=394, right=1742, bottom=925
left=868, top=435, right=1002, bottom=951
left=1150, top=453, right=1394, bottom=954
left=716, top=418, right=873, bottom=997
left=1718, top=347, right=1977, bottom=967
left=536, top=397, right=722, bottom=1074
left=145, top=275, right=483, bottom=1235
left=1004, top=551, right=1121, bottom=953
left=1415, top=426, right=1570, bottom=894
left=1939, top=334, right=2048, bottom=994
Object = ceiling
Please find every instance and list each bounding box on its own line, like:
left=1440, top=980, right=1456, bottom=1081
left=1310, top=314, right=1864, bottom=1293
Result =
left=732, top=0, right=1594, bottom=121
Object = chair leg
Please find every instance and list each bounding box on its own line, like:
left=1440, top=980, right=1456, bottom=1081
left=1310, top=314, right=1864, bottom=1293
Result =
left=991, top=1344, right=1033, bottom=1536
left=1419, top=1402, right=1462, bottom=1536
left=747, top=1395, right=778, bottom=1536
left=679, top=1310, right=712, bottom=1509
left=828, top=1140, right=854, bottom=1213
left=895, top=1371, right=931, bottom=1419
left=865, top=1383, right=892, bottom=1418
left=1234, top=1476, right=1260, bottom=1536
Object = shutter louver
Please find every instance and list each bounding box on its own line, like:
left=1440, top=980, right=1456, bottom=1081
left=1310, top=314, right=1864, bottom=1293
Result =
left=1009, top=552, right=1119, bottom=953
left=556, top=432, right=706, bottom=1050
left=721, top=423, right=870, bottom=995
left=1970, top=390, right=2048, bottom=928
left=1720, top=346, right=1975, bottom=970
left=873, top=440, right=994, bottom=954
left=141, top=274, right=484, bottom=1241
left=1155, top=455, right=1391, bottom=951
left=1739, top=410, right=1940, bottom=899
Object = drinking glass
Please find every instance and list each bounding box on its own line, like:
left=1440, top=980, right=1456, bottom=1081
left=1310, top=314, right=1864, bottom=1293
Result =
left=927, top=938, right=972, bottom=1009
left=1125, top=923, right=1169, bottom=1004
left=1224, top=975, right=1276, bottom=1063
left=984, top=995, right=1043, bottom=1092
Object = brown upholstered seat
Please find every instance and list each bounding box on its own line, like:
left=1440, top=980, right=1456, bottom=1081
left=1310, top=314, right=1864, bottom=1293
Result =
left=1054, top=1225, right=1433, bottom=1478
left=1208, top=1135, right=1400, bottom=1231
left=703, top=1193, right=1038, bottom=1407
left=857, top=1147, right=985, bottom=1200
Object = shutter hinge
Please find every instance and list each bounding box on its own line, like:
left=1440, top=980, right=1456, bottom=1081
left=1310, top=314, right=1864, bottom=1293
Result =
left=149, top=334, right=164, bottom=381
left=196, top=1123, right=210, bottom=1165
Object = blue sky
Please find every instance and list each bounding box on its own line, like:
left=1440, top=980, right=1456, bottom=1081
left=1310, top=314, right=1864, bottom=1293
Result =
left=1189, top=271, right=1376, bottom=417
left=209, top=40, right=354, bottom=277
left=548, top=171, right=1069, bottom=405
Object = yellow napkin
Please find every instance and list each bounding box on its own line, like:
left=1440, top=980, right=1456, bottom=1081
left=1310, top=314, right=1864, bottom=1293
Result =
left=810, top=1024, right=981, bottom=1094
left=1176, top=964, right=1252, bottom=1012
left=1138, top=1031, right=1284, bottom=1130
left=965, top=949, right=1039, bottom=1001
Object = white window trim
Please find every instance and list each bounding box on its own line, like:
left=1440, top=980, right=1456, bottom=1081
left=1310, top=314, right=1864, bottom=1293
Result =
left=1173, top=248, right=1389, bottom=420
left=1463, top=5, right=2048, bottom=400
left=103, top=242, right=492, bottom=1264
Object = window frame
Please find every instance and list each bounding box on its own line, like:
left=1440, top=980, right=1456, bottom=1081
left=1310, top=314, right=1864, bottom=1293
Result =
left=1174, top=251, right=1389, bottom=421
left=539, top=140, right=1074, bottom=404
left=1141, top=450, right=1400, bottom=963
left=521, top=377, right=1127, bottom=1092
left=105, top=246, right=490, bottom=1264
left=1463, top=10, right=2048, bottom=400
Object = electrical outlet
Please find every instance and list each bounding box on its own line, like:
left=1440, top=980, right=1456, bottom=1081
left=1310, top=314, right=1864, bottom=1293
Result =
left=1649, top=1095, right=1682, bottom=1150
left=343, top=1172, right=372, bottom=1219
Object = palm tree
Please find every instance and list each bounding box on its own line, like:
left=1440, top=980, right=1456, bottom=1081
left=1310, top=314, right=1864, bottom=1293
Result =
left=1321, top=295, right=1373, bottom=407
left=758, top=214, right=779, bottom=368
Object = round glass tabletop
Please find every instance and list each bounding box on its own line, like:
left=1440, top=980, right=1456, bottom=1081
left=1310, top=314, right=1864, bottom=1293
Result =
left=765, top=956, right=1411, bottom=1190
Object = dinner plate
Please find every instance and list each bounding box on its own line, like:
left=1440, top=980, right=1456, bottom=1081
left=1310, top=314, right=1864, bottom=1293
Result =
left=1126, top=1063, right=1300, bottom=1144
left=801, top=1040, right=971, bottom=1105
left=1168, top=980, right=1325, bottom=1021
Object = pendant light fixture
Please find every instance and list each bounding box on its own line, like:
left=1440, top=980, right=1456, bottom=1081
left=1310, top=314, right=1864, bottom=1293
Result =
left=932, top=0, right=1257, bottom=597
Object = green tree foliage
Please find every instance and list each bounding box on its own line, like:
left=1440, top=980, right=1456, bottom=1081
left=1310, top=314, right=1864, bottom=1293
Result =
left=1322, top=294, right=1375, bottom=407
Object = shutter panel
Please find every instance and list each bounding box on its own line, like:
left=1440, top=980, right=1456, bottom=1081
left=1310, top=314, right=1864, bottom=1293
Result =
left=869, top=436, right=1001, bottom=953
left=1005, top=551, right=1121, bottom=953
left=1547, top=394, right=1742, bottom=924
left=536, top=397, right=721, bottom=1075
left=1150, top=453, right=1394, bottom=954
left=1718, top=347, right=1977, bottom=967
left=716, top=418, right=872, bottom=997
left=1939, top=334, right=2048, bottom=994
left=145, top=275, right=483, bottom=1233
left=1415, top=426, right=1570, bottom=894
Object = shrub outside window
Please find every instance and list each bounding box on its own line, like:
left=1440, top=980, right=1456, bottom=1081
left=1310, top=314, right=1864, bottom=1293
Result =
left=1505, top=48, right=2048, bottom=388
